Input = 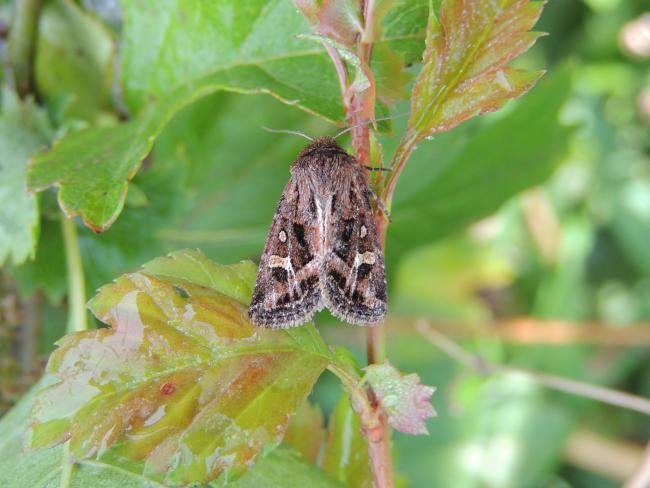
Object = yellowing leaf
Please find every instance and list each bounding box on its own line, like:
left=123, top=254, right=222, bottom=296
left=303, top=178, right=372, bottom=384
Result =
left=30, top=250, right=331, bottom=485
left=408, top=0, right=545, bottom=139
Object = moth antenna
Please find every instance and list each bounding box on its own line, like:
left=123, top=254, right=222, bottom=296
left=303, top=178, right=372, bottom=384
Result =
left=261, top=126, right=314, bottom=141
left=333, top=112, right=409, bottom=140
left=363, top=165, right=392, bottom=172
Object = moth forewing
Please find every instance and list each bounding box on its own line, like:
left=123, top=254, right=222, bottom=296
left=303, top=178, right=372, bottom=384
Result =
left=248, top=178, right=324, bottom=328
left=248, top=137, right=388, bottom=328
left=322, top=170, right=387, bottom=325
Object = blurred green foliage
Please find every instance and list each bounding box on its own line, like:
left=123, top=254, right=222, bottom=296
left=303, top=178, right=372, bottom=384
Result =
left=0, top=0, right=649, bottom=487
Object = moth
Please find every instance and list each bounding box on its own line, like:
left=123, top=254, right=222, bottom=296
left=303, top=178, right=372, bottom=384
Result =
left=248, top=136, right=387, bottom=328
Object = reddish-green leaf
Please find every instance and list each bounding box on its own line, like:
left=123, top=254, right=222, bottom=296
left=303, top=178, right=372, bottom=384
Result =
left=364, top=361, right=436, bottom=435
left=29, top=250, right=332, bottom=485
left=408, top=0, right=545, bottom=140
left=294, top=0, right=363, bottom=49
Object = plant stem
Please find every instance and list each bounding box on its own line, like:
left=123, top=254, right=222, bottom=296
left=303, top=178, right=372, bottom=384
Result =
left=366, top=326, right=386, bottom=364
left=6, top=0, right=42, bottom=97
left=417, top=321, right=650, bottom=416
left=345, top=2, right=392, bottom=486
left=61, top=217, right=87, bottom=333
left=328, top=360, right=392, bottom=488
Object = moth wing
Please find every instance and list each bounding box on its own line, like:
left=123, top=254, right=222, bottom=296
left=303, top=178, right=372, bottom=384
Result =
left=249, top=177, right=324, bottom=328
left=323, top=172, right=387, bottom=325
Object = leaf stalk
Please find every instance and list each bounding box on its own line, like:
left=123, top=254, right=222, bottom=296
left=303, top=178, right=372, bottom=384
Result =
left=61, top=216, right=87, bottom=332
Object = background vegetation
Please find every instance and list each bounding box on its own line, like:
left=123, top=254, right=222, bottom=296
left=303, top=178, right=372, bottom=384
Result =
left=0, top=0, right=649, bottom=487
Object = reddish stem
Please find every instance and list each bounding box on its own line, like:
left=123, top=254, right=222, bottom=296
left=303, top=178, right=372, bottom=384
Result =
left=322, top=2, right=394, bottom=485
left=351, top=2, right=392, bottom=486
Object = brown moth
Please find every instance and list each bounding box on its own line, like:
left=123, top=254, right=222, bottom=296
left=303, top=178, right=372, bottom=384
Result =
left=248, top=136, right=387, bottom=328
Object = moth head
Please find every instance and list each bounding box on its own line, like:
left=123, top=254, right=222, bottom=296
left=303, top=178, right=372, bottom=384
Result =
left=298, top=137, right=345, bottom=158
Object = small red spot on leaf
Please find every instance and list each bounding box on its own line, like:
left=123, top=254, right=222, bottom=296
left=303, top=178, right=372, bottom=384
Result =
left=160, top=382, right=176, bottom=395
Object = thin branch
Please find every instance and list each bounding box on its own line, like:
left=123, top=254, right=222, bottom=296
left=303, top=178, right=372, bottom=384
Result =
left=344, top=2, right=391, bottom=486
left=416, top=321, right=650, bottom=416
left=324, top=316, right=650, bottom=346
left=489, top=317, right=650, bottom=346
left=626, top=443, right=650, bottom=488
left=564, top=429, right=646, bottom=483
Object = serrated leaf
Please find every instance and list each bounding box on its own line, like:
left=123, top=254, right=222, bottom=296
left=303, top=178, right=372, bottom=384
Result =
left=35, top=0, right=114, bottom=122
left=26, top=94, right=191, bottom=232
left=407, top=0, right=545, bottom=140
left=29, top=250, right=332, bottom=485
left=388, top=65, right=574, bottom=258
left=320, top=394, right=372, bottom=487
left=0, top=379, right=341, bottom=487
left=364, top=361, right=436, bottom=435
left=0, top=88, right=52, bottom=266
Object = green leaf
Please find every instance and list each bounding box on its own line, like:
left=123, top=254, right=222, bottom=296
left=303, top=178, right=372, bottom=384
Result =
left=388, top=66, right=575, bottom=256
left=283, top=400, right=325, bottom=464
left=320, top=394, right=372, bottom=488
left=372, top=0, right=428, bottom=103
left=377, top=0, right=428, bottom=65
left=232, top=446, right=343, bottom=488
left=0, top=88, right=52, bottom=266
left=407, top=0, right=545, bottom=141
left=27, top=0, right=429, bottom=232
left=26, top=96, right=191, bottom=232
left=34, top=0, right=114, bottom=122
left=30, top=250, right=331, bottom=485
left=12, top=217, right=67, bottom=302
left=152, top=92, right=321, bottom=263
left=120, top=0, right=341, bottom=117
